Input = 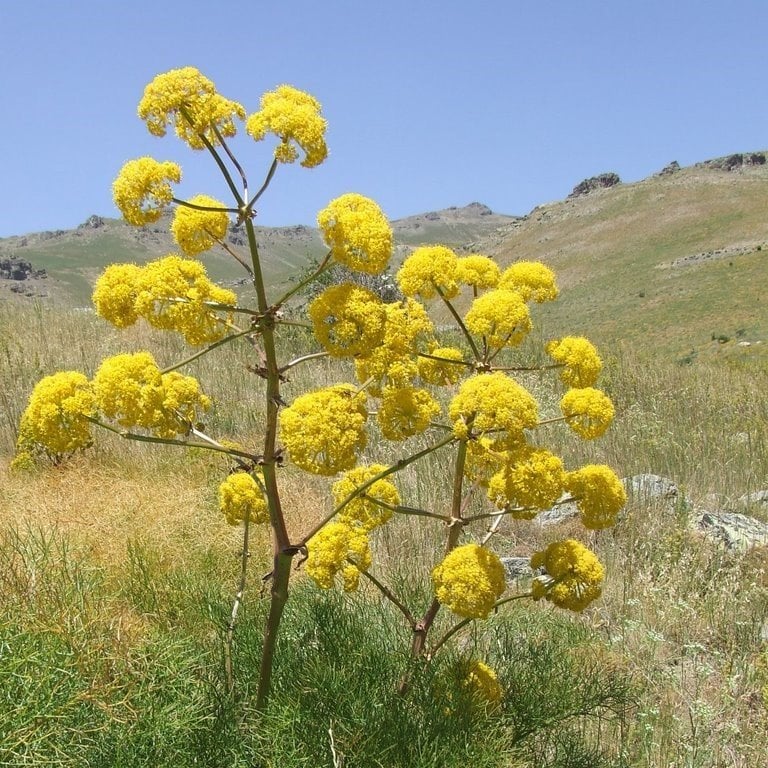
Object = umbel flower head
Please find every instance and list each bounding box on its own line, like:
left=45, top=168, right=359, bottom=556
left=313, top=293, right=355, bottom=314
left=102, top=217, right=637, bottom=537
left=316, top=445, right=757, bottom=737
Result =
left=305, top=521, right=372, bottom=591
left=218, top=472, right=269, bottom=526
left=464, top=289, right=532, bottom=350
left=565, top=464, right=627, bottom=529
left=171, top=195, right=230, bottom=256
left=560, top=387, right=615, bottom=440
left=309, top=283, right=387, bottom=358
left=546, top=336, right=603, bottom=388
left=455, top=254, right=501, bottom=290
left=531, top=539, right=604, bottom=612
left=246, top=84, right=328, bottom=167
left=92, top=351, right=210, bottom=438
left=16, top=371, right=96, bottom=456
left=449, top=371, right=538, bottom=446
left=138, top=66, right=246, bottom=149
left=333, top=464, right=400, bottom=532
left=432, top=543, right=506, bottom=619
left=279, top=385, right=368, bottom=475
left=113, top=157, right=181, bottom=226
left=376, top=386, right=441, bottom=441
left=462, top=660, right=503, bottom=706
left=417, top=346, right=465, bottom=386
left=317, top=193, right=393, bottom=274
left=498, top=260, right=558, bottom=303
left=93, top=255, right=237, bottom=346
left=397, top=245, right=460, bottom=300
left=487, top=445, right=565, bottom=516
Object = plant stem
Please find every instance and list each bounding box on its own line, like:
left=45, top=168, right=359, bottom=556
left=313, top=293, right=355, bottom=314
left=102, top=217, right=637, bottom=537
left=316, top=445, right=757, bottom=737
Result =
left=225, top=512, right=251, bottom=694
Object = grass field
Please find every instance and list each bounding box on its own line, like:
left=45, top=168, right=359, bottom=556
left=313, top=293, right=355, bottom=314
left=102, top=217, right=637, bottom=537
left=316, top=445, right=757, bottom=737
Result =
left=1, top=290, right=766, bottom=766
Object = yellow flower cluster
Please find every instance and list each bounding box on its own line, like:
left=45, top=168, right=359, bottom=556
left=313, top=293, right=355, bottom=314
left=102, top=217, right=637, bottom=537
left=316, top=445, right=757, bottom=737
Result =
left=565, top=464, right=626, bottom=529
left=498, top=261, right=558, bottom=303
left=279, top=385, right=368, bottom=475
left=171, top=195, right=229, bottom=256
left=455, top=254, right=501, bottom=290
left=138, top=67, right=245, bottom=150
left=309, top=283, right=386, bottom=358
left=463, top=436, right=507, bottom=488
left=560, top=387, right=615, bottom=439
left=333, top=464, right=400, bottom=532
left=113, top=157, right=182, bottom=226
left=377, top=386, right=441, bottom=441
left=246, top=85, right=328, bottom=168
left=16, top=371, right=96, bottom=456
left=463, top=660, right=503, bottom=705
left=432, top=543, right=506, bottom=619
left=93, top=255, right=236, bottom=345
left=417, top=346, right=465, bottom=386
left=92, top=351, right=210, bottom=438
left=449, top=372, right=538, bottom=445
left=546, top=336, right=603, bottom=388
left=397, top=245, right=460, bottom=300
left=531, top=539, right=604, bottom=612
left=305, top=521, right=371, bottom=591
left=317, top=193, right=393, bottom=274
left=218, top=472, right=269, bottom=526
left=464, top=289, right=532, bottom=349
left=487, top=445, right=565, bottom=515
left=354, top=299, right=434, bottom=394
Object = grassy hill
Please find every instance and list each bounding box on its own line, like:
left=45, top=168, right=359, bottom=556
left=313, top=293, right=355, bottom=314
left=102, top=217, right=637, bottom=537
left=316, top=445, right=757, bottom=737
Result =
left=1, top=156, right=767, bottom=363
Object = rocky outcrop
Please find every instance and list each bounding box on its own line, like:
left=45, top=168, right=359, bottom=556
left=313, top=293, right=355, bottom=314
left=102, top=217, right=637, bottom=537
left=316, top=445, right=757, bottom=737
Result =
left=568, top=172, right=621, bottom=198
left=0, top=257, right=46, bottom=281
left=701, top=152, right=767, bottom=171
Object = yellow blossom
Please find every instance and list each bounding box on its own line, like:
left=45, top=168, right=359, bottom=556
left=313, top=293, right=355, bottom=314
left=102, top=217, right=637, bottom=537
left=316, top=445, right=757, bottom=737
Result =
left=455, top=254, right=501, bottom=290
left=487, top=445, right=565, bottom=516
left=306, top=521, right=371, bottom=591
left=134, top=255, right=236, bottom=345
left=354, top=299, right=434, bottom=393
left=92, top=351, right=210, bottom=438
left=432, top=543, right=506, bottom=619
left=16, top=371, right=96, bottom=456
left=463, top=660, right=503, bottom=706
left=560, top=387, right=615, bottom=439
left=333, top=464, right=400, bottom=531
left=546, top=336, right=603, bottom=388
left=397, top=245, right=460, bottom=300
left=279, top=385, right=368, bottom=475
left=531, top=539, right=604, bottom=611
left=463, top=436, right=508, bottom=488
left=317, top=193, right=393, bottom=274
left=377, top=386, right=441, bottom=441
left=246, top=85, right=327, bottom=167
left=417, top=346, right=465, bottom=386
left=138, top=66, right=245, bottom=150
left=309, top=283, right=387, bottom=357
left=499, top=261, right=558, bottom=303
left=92, top=263, right=143, bottom=328
left=565, top=464, right=626, bottom=529
left=449, top=372, right=538, bottom=445
left=112, top=157, right=181, bottom=226
left=171, top=195, right=229, bottom=256
left=218, top=472, right=269, bottom=526
left=464, top=289, right=532, bottom=349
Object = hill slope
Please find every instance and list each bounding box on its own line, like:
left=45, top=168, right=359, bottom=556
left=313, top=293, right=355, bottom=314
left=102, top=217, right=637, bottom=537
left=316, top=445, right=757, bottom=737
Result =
left=1, top=156, right=766, bottom=363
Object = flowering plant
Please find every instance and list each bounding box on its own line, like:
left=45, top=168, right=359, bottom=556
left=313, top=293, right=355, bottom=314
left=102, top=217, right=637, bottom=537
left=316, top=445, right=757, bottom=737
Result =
left=15, top=66, right=626, bottom=712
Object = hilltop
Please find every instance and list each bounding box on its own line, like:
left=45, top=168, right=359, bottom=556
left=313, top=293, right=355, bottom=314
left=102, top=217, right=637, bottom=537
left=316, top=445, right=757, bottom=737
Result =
left=1, top=152, right=767, bottom=363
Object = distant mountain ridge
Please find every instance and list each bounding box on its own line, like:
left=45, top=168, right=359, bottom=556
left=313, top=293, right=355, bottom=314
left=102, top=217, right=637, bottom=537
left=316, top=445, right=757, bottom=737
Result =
left=2, top=152, right=767, bottom=362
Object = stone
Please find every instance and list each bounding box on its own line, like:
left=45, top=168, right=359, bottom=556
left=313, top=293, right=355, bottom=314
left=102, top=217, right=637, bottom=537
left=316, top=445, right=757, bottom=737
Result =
left=568, top=172, right=621, bottom=198
left=624, top=474, right=678, bottom=502
left=500, top=556, right=534, bottom=581
left=693, top=510, right=768, bottom=551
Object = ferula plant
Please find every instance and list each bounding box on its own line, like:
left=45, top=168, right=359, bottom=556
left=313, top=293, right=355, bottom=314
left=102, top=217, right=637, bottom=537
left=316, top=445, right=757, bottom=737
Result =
left=14, top=66, right=626, bottom=712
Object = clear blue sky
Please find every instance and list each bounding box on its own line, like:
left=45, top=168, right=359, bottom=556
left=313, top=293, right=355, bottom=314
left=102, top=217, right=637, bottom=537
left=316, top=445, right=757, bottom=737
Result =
left=3, top=0, right=767, bottom=237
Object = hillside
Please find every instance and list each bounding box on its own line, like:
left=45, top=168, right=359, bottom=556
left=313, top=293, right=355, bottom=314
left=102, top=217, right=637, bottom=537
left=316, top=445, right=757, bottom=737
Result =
left=1, top=154, right=767, bottom=363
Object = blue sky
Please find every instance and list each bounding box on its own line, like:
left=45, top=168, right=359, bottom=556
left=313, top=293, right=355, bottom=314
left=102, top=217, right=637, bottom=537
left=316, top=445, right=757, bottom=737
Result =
left=2, top=0, right=767, bottom=237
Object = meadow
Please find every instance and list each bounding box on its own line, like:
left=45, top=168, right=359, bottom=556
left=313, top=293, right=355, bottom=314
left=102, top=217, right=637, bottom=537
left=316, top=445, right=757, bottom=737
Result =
left=1, top=297, right=766, bottom=767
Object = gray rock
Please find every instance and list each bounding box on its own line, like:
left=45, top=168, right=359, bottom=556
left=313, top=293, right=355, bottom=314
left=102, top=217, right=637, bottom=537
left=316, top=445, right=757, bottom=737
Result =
left=536, top=500, right=579, bottom=527
left=624, top=474, right=678, bottom=502
left=500, top=556, right=534, bottom=581
left=568, top=172, right=621, bottom=198
left=693, top=510, right=768, bottom=551
left=738, top=490, right=768, bottom=508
